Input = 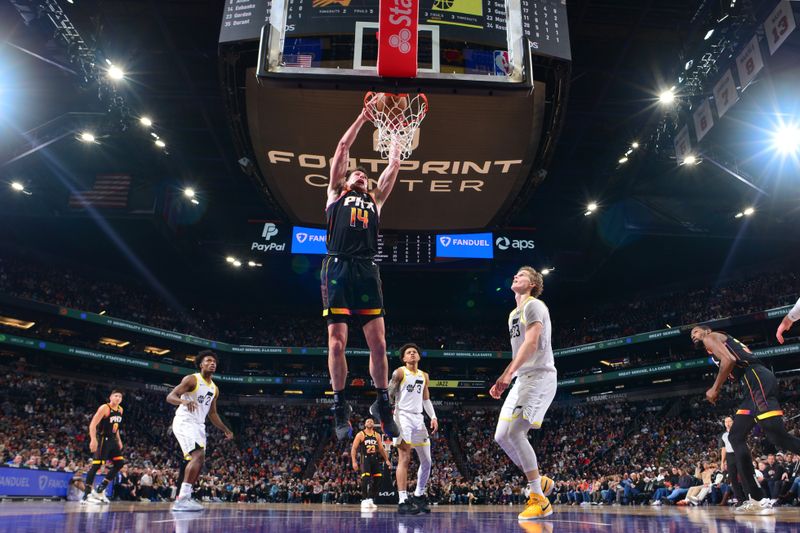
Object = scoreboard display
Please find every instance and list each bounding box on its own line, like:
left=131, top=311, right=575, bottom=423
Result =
left=375, top=233, right=434, bottom=265
left=220, top=0, right=570, bottom=61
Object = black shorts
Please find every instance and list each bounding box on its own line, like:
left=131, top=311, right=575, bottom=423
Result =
left=360, top=455, right=383, bottom=477
left=93, top=436, right=124, bottom=463
left=321, top=255, right=385, bottom=325
left=736, top=365, right=783, bottom=421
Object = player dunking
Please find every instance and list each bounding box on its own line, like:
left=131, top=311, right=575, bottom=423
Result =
left=82, top=390, right=125, bottom=504
left=166, top=350, right=233, bottom=512
left=692, top=325, right=800, bottom=514
left=491, top=267, right=557, bottom=521
left=388, top=343, right=438, bottom=514
left=351, top=418, right=391, bottom=510
left=323, top=105, right=402, bottom=439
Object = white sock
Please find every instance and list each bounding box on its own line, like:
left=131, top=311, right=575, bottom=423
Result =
left=179, top=482, right=192, bottom=499
left=414, top=487, right=425, bottom=497
left=399, top=490, right=408, bottom=504
left=528, top=477, right=544, bottom=497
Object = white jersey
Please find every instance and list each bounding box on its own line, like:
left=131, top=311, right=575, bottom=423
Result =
left=395, top=367, right=425, bottom=414
left=788, top=297, right=800, bottom=323
left=508, top=296, right=556, bottom=376
left=173, top=373, right=217, bottom=426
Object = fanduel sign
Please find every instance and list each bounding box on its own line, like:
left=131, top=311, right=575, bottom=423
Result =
left=436, top=232, right=493, bottom=259
left=291, top=226, right=327, bottom=255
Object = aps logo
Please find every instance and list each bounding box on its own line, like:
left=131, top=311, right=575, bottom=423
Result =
left=495, top=236, right=535, bottom=251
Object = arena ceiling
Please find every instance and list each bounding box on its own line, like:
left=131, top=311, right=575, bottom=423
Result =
left=1, top=0, right=799, bottom=314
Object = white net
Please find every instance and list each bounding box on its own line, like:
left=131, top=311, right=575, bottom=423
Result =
left=363, top=92, right=429, bottom=160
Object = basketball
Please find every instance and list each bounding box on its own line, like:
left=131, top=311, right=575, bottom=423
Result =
left=374, top=92, right=409, bottom=114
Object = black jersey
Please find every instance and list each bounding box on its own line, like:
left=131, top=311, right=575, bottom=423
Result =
left=325, top=189, right=379, bottom=258
left=712, top=333, right=764, bottom=381
left=98, top=404, right=123, bottom=439
left=359, top=430, right=380, bottom=460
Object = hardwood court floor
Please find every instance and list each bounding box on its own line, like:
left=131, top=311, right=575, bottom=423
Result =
left=0, top=501, right=797, bottom=532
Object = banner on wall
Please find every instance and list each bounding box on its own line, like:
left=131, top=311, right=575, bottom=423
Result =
left=692, top=98, right=714, bottom=142
left=736, top=35, right=764, bottom=91
left=764, top=0, right=796, bottom=55
left=712, top=69, right=739, bottom=119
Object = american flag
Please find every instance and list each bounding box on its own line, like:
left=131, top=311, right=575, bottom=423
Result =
left=68, top=174, right=131, bottom=209
left=283, top=54, right=314, bottom=68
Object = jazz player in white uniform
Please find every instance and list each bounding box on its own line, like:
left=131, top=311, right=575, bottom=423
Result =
left=166, top=350, right=233, bottom=511
left=389, top=343, right=438, bottom=515
left=776, top=296, right=800, bottom=344
left=491, top=266, right=557, bottom=520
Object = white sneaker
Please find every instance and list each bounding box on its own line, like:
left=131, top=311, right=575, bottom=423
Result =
left=361, top=499, right=372, bottom=510
left=369, top=499, right=378, bottom=509
left=757, top=498, right=775, bottom=515
left=733, top=500, right=758, bottom=514
left=650, top=500, right=662, bottom=506
left=87, top=491, right=107, bottom=504
left=172, top=498, right=204, bottom=512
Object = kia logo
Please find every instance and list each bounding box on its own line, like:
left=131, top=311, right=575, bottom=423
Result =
left=296, top=233, right=308, bottom=243
left=262, top=223, right=279, bottom=241
left=496, top=236, right=510, bottom=250
left=389, top=28, right=412, bottom=54
left=439, top=236, right=451, bottom=247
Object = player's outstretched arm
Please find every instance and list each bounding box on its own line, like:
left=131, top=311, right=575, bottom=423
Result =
left=328, top=110, right=371, bottom=205
left=777, top=297, right=800, bottom=344
left=373, top=140, right=401, bottom=210
left=166, top=374, right=198, bottom=411
left=208, top=395, right=234, bottom=439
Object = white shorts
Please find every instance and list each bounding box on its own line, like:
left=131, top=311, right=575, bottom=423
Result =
left=499, top=370, right=557, bottom=428
left=172, top=417, right=206, bottom=458
left=392, top=410, right=430, bottom=447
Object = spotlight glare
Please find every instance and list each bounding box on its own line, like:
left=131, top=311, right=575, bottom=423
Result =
left=773, top=124, right=800, bottom=155
left=190, top=198, right=199, bottom=205
left=183, top=188, right=196, bottom=198
left=11, top=181, right=25, bottom=192
left=587, top=202, right=598, bottom=212
left=80, top=132, right=95, bottom=143
left=226, top=256, right=235, bottom=263
left=107, top=65, right=125, bottom=80
left=618, top=157, right=628, bottom=164
left=631, top=141, right=639, bottom=149
left=233, top=260, right=242, bottom=267
left=155, top=139, right=166, bottom=148
left=683, top=155, right=697, bottom=165
left=541, top=267, right=554, bottom=276
left=743, top=207, right=755, bottom=216
left=735, top=212, right=744, bottom=219
left=248, top=261, right=256, bottom=267
left=139, top=117, right=153, bottom=127
left=659, top=89, right=675, bottom=104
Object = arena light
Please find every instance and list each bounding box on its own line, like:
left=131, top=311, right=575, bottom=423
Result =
left=625, top=149, right=633, bottom=156
left=11, top=181, right=25, bottom=192
left=704, top=29, right=715, bottom=41
left=144, top=346, right=170, bottom=356
left=618, top=157, right=628, bottom=164
left=571, top=389, right=590, bottom=395
left=652, top=378, right=672, bottom=384
left=772, top=124, right=800, bottom=155
left=659, top=88, right=675, bottom=105
left=743, top=207, right=755, bottom=216
left=79, top=132, right=96, bottom=143
left=107, top=64, right=124, bottom=80
left=183, top=188, right=196, bottom=199
left=615, top=384, right=625, bottom=389
left=683, top=155, right=698, bottom=165
left=735, top=212, right=744, bottom=218
left=324, top=391, right=334, bottom=396
left=99, top=337, right=130, bottom=348
left=226, top=256, right=236, bottom=263
left=233, top=260, right=242, bottom=267
left=155, top=139, right=166, bottom=148
left=0, top=316, right=35, bottom=329
left=284, top=390, right=303, bottom=395
left=190, top=198, right=199, bottom=205
left=585, top=202, right=598, bottom=216
left=139, top=116, right=153, bottom=127
left=541, top=267, right=554, bottom=276
left=248, top=260, right=263, bottom=268
left=631, top=141, right=639, bottom=149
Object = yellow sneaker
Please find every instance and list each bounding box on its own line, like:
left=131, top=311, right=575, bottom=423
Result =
left=518, top=493, right=553, bottom=521
left=518, top=523, right=554, bottom=533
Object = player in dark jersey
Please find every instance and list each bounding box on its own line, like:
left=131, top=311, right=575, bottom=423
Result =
left=692, top=326, right=800, bottom=514
left=82, top=390, right=125, bottom=504
left=324, top=106, right=403, bottom=440
left=351, top=418, right=392, bottom=510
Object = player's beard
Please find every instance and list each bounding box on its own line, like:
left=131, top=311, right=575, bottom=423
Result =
left=693, top=339, right=704, bottom=349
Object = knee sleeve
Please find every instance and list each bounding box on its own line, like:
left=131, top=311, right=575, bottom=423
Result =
left=415, top=445, right=432, bottom=494
left=507, top=417, right=538, bottom=473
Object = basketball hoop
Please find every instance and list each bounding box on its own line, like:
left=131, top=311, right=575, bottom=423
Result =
left=363, top=92, right=428, bottom=160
